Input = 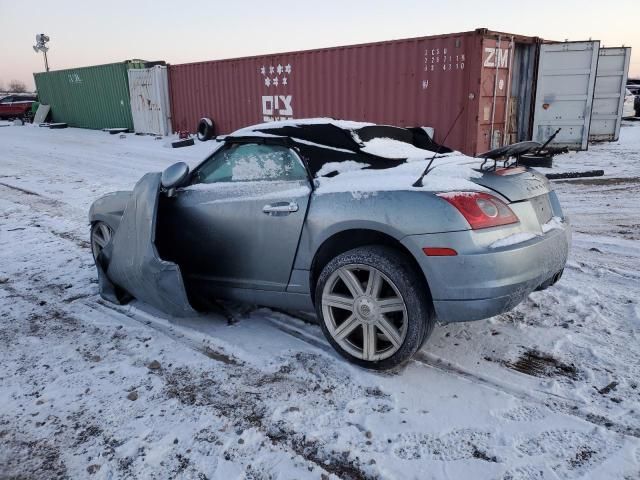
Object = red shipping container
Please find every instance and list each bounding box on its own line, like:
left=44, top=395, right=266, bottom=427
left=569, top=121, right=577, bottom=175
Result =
left=169, top=28, right=541, bottom=155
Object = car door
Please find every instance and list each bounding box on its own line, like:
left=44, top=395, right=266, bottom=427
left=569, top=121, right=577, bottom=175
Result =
left=164, top=142, right=312, bottom=293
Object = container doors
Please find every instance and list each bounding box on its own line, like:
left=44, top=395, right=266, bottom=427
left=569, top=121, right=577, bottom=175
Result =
left=128, top=66, right=172, bottom=136
left=589, top=47, right=631, bottom=142
left=532, top=41, right=600, bottom=150
left=509, top=43, right=538, bottom=143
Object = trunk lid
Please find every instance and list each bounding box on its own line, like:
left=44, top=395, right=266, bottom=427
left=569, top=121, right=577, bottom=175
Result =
left=471, top=167, right=551, bottom=202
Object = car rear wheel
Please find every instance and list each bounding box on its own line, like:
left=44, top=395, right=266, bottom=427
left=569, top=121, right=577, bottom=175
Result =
left=315, top=245, right=434, bottom=370
left=90, top=221, right=113, bottom=262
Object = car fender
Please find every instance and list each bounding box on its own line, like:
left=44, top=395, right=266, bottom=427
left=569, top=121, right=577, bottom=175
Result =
left=89, top=191, right=131, bottom=231
left=92, top=176, right=195, bottom=317
left=293, top=189, right=470, bottom=271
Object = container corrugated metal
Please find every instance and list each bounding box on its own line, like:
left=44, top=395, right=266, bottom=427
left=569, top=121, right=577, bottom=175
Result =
left=169, top=29, right=540, bottom=155
left=34, top=61, right=148, bottom=130
left=589, top=47, right=632, bottom=142
left=128, top=65, right=172, bottom=136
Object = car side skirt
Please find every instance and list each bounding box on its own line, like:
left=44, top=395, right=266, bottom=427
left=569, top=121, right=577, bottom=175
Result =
left=193, top=284, right=315, bottom=312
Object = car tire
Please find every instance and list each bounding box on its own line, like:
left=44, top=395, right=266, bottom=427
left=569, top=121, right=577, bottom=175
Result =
left=315, top=245, right=435, bottom=370
left=197, top=117, right=214, bottom=141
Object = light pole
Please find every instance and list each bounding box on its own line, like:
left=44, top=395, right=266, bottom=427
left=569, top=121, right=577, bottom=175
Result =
left=33, top=34, right=50, bottom=72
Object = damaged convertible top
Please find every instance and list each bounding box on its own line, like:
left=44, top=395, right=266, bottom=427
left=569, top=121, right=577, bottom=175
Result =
left=223, top=118, right=453, bottom=176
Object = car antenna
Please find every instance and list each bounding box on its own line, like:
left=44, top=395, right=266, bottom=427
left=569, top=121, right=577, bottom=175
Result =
left=412, top=104, right=466, bottom=187
left=534, top=128, right=561, bottom=155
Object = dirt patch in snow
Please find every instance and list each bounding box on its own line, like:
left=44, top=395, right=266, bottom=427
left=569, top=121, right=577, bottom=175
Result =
left=0, top=430, right=67, bottom=479
left=505, top=350, right=580, bottom=380
left=163, top=353, right=379, bottom=480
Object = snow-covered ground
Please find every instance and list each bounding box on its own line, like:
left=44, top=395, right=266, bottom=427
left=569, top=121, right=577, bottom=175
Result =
left=1, top=121, right=639, bottom=479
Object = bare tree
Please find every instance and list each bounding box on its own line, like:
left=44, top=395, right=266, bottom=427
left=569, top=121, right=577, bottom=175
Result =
left=8, top=80, right=27, bottom=93
left=0, top=81, right=5, bottom=93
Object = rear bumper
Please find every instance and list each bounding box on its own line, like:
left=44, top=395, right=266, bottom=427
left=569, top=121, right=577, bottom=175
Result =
left=401, top=220, right=571, bottom=323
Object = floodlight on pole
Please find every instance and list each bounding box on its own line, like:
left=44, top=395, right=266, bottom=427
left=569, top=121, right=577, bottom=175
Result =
left=33, top=34, right=50, bottom=72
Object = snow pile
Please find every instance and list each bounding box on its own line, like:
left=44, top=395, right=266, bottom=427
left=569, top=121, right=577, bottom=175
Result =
left=542, top=216, right=564, bottom=233
left=490, top=217, right=565, bottom=249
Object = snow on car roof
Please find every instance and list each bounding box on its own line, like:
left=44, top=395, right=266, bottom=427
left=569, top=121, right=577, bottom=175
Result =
left=231, top=117, right=375, bottom=135
left=225, top=118, right=484, bottom=193
left=230, top=117, right=451, bottom=161
left=359, top=137, right=438, bottom=160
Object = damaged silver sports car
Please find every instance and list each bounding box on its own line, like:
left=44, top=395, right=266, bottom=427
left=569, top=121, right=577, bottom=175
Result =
left=89, top=118, right=570, bottom=369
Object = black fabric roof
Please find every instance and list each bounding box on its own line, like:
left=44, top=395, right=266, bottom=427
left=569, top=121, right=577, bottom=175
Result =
left=225, top=121, right=453, bottom=177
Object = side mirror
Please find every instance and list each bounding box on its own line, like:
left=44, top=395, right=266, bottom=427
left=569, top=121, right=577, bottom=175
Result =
left=161, top=162, right=190, bottom=190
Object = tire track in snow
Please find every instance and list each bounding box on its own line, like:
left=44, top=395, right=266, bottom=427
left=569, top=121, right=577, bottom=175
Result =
left=265, top=314, right=640, bottom=440
left=88, top=299, right=244, bottom=366
left=77, top=302, right=374, bottom=480
left=2, top=268, right=374, bottom=478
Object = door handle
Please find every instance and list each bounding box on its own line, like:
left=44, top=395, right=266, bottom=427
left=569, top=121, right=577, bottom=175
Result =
left=262, top=202, right=299, bottom=215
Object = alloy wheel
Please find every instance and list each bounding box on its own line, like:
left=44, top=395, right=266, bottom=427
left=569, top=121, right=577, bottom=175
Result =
left=321, top=264, right=408, bottom=361
left=91, top=222, right=113, bottom=261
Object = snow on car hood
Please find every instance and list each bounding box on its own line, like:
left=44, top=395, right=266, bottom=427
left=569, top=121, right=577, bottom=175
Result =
left=314, top=152, right=486, bottom=197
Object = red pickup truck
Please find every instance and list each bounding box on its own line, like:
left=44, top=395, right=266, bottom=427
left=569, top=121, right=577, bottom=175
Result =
left=0, top=95, right=38, bottom=120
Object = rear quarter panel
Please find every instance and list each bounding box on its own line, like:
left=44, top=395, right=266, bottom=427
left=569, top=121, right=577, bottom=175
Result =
left=293, top=189, right=470, bottom=271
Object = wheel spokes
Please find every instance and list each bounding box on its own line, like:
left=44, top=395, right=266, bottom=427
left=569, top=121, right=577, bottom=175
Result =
left=334, top=314, right=360, bottom=340
left=362, top=323, right=377, bottom=360
left=365, top=268, right=383, bottom=298
left=338, top=268, right=365, bottom=298
left=92, top=223, right=113, bottom=260
left=323, top=294, right=355, bottom=311
left=376, top=316, right=402, bottom=348
left=93, top=234, right=107, bottom=248
left=99, top=224, right=111, bottom=243
left=378, top=297, right=405, bottom=314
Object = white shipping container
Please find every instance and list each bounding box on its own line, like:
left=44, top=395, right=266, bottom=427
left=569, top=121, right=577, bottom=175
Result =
left=589, top=47, right=631, bottom=142
left=128, top=66, right=172, bottom=136
left=532, top=41, right=600, bottom=150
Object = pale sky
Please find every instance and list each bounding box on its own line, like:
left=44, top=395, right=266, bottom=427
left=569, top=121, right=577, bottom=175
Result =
left=1, top=0, right=639, bottom=91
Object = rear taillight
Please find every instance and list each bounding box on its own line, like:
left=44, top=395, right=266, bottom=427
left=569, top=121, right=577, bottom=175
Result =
left=438, top=192, right=518, bottom=230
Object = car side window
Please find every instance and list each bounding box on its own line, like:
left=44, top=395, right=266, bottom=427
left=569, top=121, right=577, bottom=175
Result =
left=196, top=143, right=308, bottom=184
left=0, top=97, right=12, bottom=104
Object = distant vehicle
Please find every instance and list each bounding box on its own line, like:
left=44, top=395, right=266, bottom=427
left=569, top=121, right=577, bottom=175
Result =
left=623, top=89, right=636, bottom=118
left=626, top=85, right=640, bottom=117
left=89, top=119, right=571, bottom=369
left=0, top=94, right=38, bottom=120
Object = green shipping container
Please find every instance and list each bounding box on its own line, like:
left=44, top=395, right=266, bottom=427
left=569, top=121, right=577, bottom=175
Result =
left=33, top=60, right=150, bottom=130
